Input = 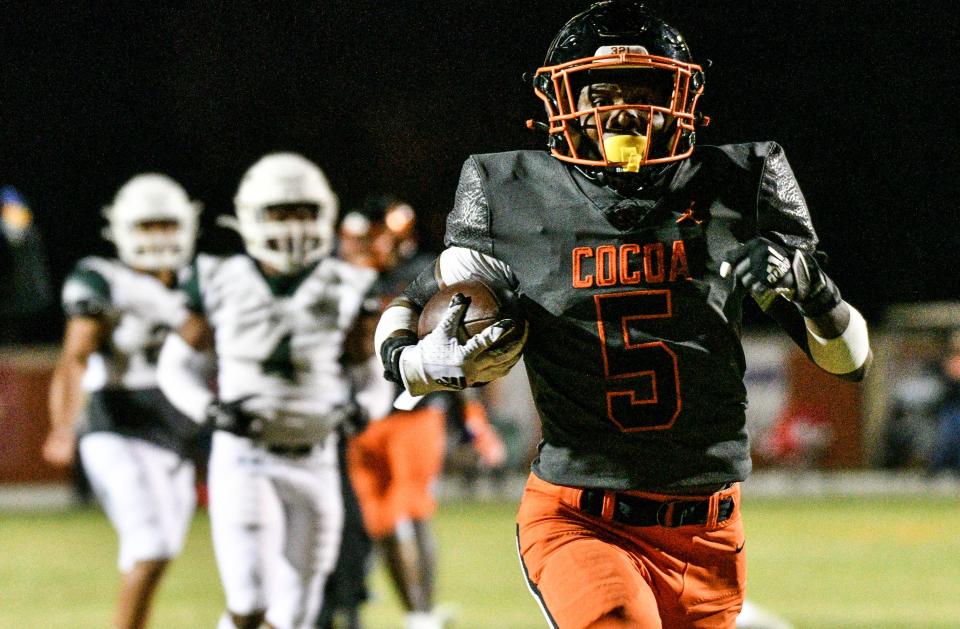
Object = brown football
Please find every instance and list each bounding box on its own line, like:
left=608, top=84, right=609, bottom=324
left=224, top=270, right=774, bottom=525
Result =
left=417, top=280, right=513, bottom=342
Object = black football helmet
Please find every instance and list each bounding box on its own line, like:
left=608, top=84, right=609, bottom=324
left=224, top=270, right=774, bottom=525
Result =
left=531, top=1, right=706, bottom=174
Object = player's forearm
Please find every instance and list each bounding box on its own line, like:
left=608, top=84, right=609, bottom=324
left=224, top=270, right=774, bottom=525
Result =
left=48, top=317, right=103, bottom=431
left=156, top=333, right=215, bottom=422
left=374, top=298, right=425, bottom=392
left=47, top=359, right=86, bottom=431
left=376, top=246, right=522, bottom=396
left=805, top=299, right=851, bottom=338
left=374, top=299, right=420, bottom=359
left=373, top=253, right=435, bottom=387
left=804, top=300, right=871, bottom=381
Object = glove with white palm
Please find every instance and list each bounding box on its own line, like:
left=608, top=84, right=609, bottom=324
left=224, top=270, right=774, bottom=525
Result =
left=397, top=293, right=526, bottom=396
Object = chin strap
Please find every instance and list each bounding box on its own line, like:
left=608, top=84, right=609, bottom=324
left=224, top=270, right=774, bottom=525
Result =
left=575, top=163, right=674, bottom=193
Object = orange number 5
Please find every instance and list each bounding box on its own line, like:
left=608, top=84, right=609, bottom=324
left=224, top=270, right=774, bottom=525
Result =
left=594, top=290, right=682, bottom=431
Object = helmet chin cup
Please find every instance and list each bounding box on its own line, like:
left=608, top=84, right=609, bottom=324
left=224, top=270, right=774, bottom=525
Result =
left=245, top=218, right=329, bottom=274
left=603, top=134, right=648, bottom=173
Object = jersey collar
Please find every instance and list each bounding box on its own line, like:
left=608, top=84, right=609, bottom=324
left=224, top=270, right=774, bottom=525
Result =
left=248, top=255, right=319, bottom=297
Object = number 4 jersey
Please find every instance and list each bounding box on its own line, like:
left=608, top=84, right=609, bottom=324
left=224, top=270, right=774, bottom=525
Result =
left=424, top=142, right=819, bottom=492
left=183, top=254, right=376, bottom=441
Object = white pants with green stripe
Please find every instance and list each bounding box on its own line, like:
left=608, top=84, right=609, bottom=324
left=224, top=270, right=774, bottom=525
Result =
left=80, top=432, right=196, bottom=572
left=208, top=430, right=344, bottom=629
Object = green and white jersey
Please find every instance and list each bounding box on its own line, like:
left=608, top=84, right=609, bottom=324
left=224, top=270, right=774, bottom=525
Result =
left=185, top=254, right=376, bottom=436
left=62, top=256, right=190, bottom=391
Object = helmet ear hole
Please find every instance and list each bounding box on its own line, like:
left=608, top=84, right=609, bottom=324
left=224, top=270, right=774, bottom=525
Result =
left=691, top=70, right=705, bottom=90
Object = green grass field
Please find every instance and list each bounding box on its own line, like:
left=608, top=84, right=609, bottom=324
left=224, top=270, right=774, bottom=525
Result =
left=2, top=495, right=959, bottom=628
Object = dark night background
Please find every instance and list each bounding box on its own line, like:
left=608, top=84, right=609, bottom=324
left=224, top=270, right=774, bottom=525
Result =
left=2, top=1, right=957, bottom=338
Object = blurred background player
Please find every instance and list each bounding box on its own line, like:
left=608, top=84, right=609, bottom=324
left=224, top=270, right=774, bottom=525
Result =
left=0, top=184, right=54, bottom=344
left=929, top=332, right=960, bottom=476
left=157, top=152, right=377, bottom=629
left=341, top=195, right=507, bottom=469
left=336, top=195, right=505, bottom=629
left=42, top=173, right=203, bottom=629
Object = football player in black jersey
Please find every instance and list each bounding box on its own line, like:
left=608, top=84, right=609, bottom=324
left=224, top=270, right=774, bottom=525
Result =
left=374, top=2, right=871, bottom=628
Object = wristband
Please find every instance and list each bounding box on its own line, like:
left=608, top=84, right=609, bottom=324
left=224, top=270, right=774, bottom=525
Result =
left=380, top=332, right=417, bottom=384
left=805, top=305, right=870, bottom=374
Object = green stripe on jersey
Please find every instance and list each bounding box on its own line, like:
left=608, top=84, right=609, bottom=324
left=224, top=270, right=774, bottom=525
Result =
left=180, top=260, right=204, bottom=313
left=67, top=267, right=111, bottom=302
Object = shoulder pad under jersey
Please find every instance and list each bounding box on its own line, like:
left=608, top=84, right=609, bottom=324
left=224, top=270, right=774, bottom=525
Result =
left=755, top=141, right=818, bottom=252
left=61, top=257, right=113, bottom=318
left=444, top=157, right=493, bottom=255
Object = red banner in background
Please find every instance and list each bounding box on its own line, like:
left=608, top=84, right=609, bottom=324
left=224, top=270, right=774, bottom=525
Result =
left=0, top=347, right=67, bottom=483
left=742, top=334, right=863, bottom=469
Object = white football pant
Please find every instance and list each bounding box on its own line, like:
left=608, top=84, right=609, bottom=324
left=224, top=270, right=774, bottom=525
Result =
left=208, top=430, right=344, bottom=629
left=79, top=432, right=196, bottom=572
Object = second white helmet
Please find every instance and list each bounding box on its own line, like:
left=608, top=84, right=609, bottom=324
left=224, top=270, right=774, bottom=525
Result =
left=103, top=173, right=201, bottom=271
left=229, top=152, right=338, bottom=274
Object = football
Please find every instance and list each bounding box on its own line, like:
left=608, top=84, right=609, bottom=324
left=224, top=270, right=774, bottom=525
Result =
left=417, top=280, right=515, bottom=342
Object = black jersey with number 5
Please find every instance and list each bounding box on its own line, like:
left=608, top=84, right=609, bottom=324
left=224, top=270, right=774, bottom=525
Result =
left=441, top=142, right=818, bottom=491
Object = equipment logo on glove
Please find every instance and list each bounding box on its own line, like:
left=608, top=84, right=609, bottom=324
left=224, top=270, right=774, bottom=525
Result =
left=763, top=246, right=792, bottom=287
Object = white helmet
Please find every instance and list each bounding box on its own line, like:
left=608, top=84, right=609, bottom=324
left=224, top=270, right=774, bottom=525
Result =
left=226, top=152, right=338, bottom=274
left=102, top=173, right=201, bottom=271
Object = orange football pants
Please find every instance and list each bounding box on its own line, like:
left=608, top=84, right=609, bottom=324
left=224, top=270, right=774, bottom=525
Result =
left=517, top=473, right=746, bottom=629
left=347, top=407, right=446, bottom=538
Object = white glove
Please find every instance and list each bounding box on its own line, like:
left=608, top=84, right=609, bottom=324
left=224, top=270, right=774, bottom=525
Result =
left=398, top=293, right=526, bottom=396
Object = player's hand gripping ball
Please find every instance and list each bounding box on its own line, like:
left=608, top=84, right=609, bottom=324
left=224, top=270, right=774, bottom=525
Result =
left=418, top=280, right=515, bottom=342
left=408, top=280, right=527, bottom=391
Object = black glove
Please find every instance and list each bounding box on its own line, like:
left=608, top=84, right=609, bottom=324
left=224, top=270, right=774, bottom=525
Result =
left=205, top=396, right=262, bottom=438
left=722, top=237, right=841, bottom=317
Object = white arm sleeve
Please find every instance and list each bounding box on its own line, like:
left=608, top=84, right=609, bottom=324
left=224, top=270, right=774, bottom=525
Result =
left=373, top=304, right=419, bottom=359
left=437, top=246, right=517, bottom=291
left=156, top=332, right=215, bottom=423
left=805, top=303, right=870, bottom=374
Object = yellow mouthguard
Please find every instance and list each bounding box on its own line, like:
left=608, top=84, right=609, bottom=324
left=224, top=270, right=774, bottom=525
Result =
left=603, top=134, right=648, bottom=172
